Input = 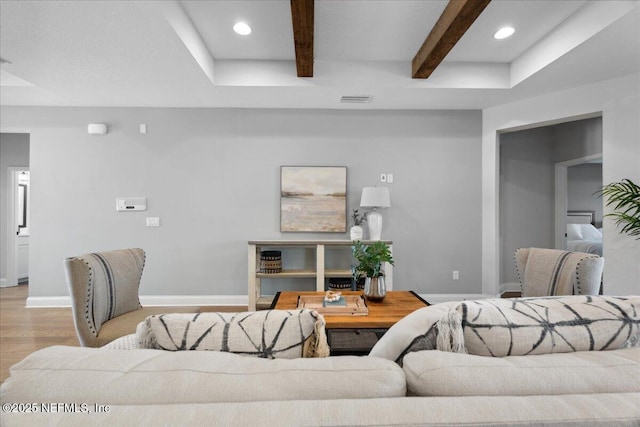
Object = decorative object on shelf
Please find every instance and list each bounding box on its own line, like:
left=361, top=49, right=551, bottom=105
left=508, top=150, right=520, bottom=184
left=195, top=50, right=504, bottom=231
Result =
left=596, top=178, right=640, bottom=239
left=360, top=186, right=390, bottom=240
left=328, top=278, right=352, bottom=291
left=280, top=166, right=347, bottom=232
left=350, top=209, right=367, bottom=240
left=260, top=250, right=282, bottom=273
left=352, top=240, right=394, bottom=301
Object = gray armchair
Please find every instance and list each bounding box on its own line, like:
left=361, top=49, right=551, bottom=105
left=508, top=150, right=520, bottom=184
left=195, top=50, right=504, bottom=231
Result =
left=514, top=247, right=604, bottom=297
left=65, top=248, right=195, bottom=347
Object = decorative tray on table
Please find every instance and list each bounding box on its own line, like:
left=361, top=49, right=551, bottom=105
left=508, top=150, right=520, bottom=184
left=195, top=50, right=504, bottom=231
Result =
left=296, top=294, right=368, bottom=316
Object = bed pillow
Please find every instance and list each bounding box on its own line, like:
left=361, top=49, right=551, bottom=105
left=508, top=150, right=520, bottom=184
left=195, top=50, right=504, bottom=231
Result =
left=136, top=309, right=329, bottom=358
left=459, top=296, right=640, bottom=357
left=580, top=223, right=603, bottom=241
left=567, top=223, right=583, bottom=240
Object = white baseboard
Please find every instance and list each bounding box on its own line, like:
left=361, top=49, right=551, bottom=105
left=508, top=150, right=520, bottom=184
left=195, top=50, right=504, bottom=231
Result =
left=26, top=295, right=249, bottom=308
left=500, top=282, right=522, bottom=294
left=419, top=293, right=498, bottom=304
left=139, top=295, right=248, bottom=307
left=26, top=296, right=72, bottom=307
left=26, top=293, right=502, bottom=308
left=0, top=278, right=20, bottom=288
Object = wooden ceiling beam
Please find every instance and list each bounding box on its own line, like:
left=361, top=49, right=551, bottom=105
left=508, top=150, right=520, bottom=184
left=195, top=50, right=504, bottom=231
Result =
left=291, top=0, right=314, bottom=77
left=412, top=0, right=491, bottom=79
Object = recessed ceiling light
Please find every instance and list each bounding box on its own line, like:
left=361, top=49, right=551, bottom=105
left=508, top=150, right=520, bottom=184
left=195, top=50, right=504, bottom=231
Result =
left=494, top=27, right=515, bottom=40
left=233, top=22, right=252, bottom=36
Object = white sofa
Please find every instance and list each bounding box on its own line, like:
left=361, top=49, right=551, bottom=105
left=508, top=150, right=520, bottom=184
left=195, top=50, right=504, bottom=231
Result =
left=2, top=296, right=640, bottom=426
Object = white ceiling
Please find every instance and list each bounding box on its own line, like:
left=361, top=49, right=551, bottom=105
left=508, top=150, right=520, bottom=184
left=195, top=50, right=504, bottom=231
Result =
left=0, top=0, right=638, bottom=110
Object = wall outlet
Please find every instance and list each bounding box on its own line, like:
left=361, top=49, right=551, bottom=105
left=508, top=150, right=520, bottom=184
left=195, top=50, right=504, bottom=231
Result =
left=146, top=217, right=160, bottom=227
left=453, top=270, right=459, bottom=280
left=380, top=173, right=387, bottom=183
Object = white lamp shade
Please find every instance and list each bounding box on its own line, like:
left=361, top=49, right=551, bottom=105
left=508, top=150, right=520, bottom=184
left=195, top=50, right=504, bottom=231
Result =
left=360, top=186, right=390, bottom=208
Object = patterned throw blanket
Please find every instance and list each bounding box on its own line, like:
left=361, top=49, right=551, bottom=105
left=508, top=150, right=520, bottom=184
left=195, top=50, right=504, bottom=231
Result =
left=136, top=309, right=330, bottom=359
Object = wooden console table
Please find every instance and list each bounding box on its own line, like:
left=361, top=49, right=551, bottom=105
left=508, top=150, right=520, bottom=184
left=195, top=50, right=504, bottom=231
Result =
left=248, top=240, right=393, bottom=311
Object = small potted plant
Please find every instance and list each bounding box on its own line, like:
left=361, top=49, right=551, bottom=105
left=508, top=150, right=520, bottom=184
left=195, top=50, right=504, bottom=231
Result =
left=352, top=240, right=394, bottom=301
left=350, top=209, right=367, bottom=240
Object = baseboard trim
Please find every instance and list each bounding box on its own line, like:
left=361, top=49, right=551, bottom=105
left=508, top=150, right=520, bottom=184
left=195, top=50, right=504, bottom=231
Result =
left=26, top=296, right=72, bottom=307
left=26, top=295, right=249, bottom=308
left=140, top=295, right=248, bottom=307
left=500, top=282, right=522, bottom=294
left=419, top=293, right=497, bottom=304
left=0, top=278, right=20, bottom=288
left=26, top=293, right=499, bottom=308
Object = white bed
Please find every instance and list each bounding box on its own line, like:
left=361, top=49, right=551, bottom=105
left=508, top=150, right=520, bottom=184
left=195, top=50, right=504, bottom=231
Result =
left=567, top=211, right=602, bottom=256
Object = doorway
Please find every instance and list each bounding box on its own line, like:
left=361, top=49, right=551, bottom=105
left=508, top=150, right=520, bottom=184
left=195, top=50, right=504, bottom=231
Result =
left=4, top=167, right=30, bottom=287
left=498, top=116, right=603, bottom=293
left=554, top=154, right=603, bottom=250
left=1, top=132, right=30, bottom=288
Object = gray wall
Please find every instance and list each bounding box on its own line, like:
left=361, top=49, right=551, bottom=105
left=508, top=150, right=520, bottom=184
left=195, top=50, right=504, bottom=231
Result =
left=0, top=107, right=482, bottom=298
left=568, top=163, right=603, bottom=227
left=499, top=127, right=555, bottom=285
left=552, top=118, right=603, bottom=163
left=499, top=117, right=603, bottom=286
left=0, top=133, right=30, bottom=282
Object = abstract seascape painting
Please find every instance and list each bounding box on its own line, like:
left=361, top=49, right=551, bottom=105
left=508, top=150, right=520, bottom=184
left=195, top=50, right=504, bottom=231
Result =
left=281, top=166, right=347, bottom=232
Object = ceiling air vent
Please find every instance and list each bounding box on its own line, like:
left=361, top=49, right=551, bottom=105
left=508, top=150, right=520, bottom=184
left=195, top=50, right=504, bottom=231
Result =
left=340, top=95, right=373, bottom=104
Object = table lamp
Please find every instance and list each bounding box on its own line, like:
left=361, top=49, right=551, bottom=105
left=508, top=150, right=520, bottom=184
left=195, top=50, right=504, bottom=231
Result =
left=360, top=186, right=390, bottom=240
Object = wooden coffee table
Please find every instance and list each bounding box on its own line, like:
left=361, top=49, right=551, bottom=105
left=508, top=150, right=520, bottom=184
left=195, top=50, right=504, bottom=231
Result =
left=271, top=290, right=429, bottom=355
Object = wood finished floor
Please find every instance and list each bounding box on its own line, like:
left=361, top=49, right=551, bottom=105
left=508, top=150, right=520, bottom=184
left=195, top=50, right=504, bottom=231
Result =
left=0, top=284, right=245, bottom=384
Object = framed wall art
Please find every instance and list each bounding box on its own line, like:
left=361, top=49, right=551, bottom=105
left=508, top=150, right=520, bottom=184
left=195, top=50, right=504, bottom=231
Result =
left=281, top=166, right=347, bottom=232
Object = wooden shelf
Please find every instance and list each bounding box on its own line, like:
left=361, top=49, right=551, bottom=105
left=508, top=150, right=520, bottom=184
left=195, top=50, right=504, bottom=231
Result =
left=325, top=269, right=354, bottom=278
left=257, top=269, right=317, bottom=278
left=257, top=269, right=353, bottom=279
left=248, top=240, right=393, bottom=311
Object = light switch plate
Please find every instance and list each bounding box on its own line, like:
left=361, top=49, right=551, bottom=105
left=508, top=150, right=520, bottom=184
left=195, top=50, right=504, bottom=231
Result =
left=146, top=217, right=160, bottom=227
left=380, top=173, right=387, bottom=183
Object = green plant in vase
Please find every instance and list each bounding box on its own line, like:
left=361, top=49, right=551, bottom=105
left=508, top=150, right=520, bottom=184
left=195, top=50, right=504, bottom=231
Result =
left=596, top=178, right=640, bottom=239
left=350, top=209, right=367, bottom=240
left=352, top=240, right=394, bottom=301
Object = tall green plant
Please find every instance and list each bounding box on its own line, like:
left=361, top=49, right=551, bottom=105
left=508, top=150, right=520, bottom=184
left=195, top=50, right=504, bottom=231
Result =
left=596, top=178, right=640, bottom=239
left=352, top=240, right=394, bottom=278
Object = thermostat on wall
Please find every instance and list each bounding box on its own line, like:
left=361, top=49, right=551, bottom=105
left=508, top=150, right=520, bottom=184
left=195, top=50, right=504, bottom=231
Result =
left=116, top=198, right=147, bottom=211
